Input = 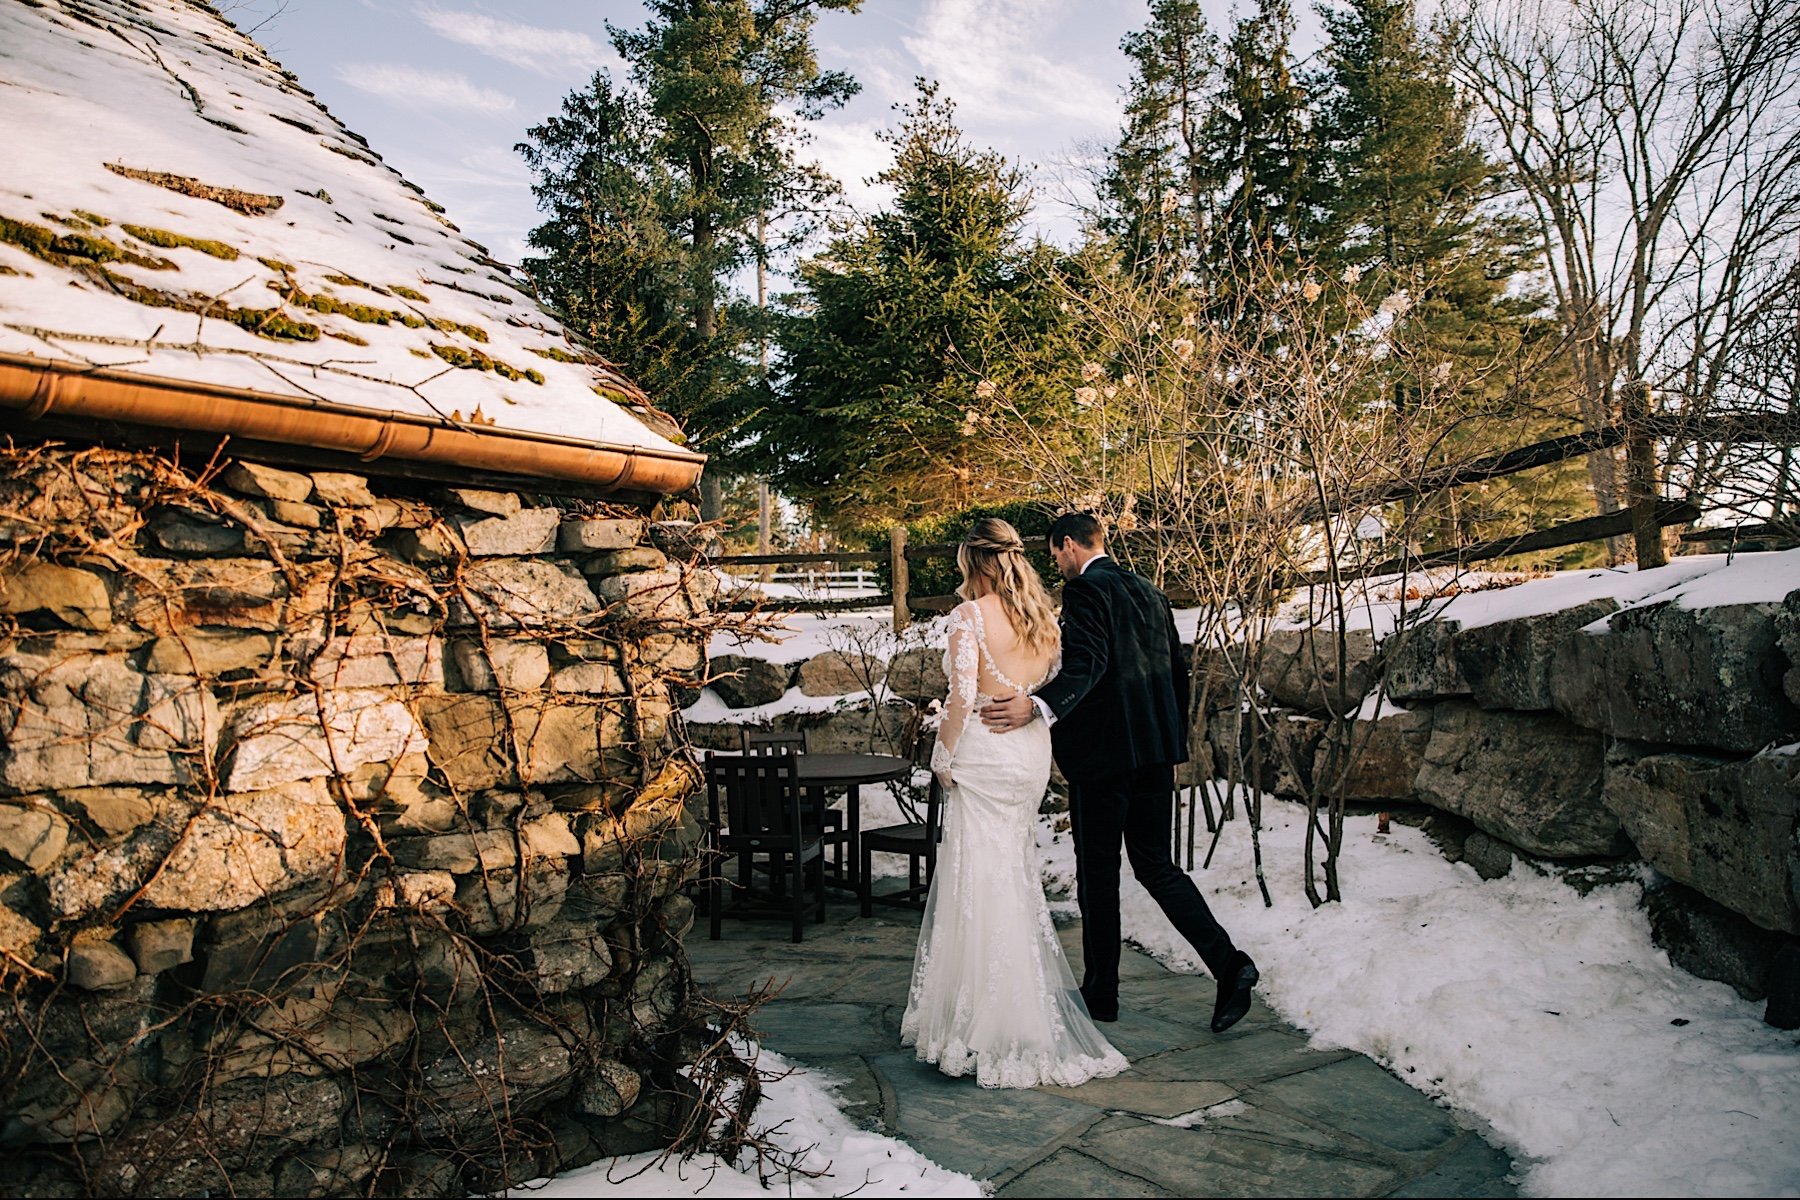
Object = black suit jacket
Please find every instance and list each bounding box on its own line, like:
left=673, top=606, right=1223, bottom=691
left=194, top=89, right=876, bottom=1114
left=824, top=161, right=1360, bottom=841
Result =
left=1035, top=557, right=1190, bottom=785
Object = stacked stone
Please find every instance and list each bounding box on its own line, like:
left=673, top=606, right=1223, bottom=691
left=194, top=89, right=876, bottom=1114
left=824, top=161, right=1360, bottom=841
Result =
left=0, top=447, right=720, bottom=1195
left=684, top=647, right=942, bottom=756
left=1204, top=587, right=1800, bottom=1018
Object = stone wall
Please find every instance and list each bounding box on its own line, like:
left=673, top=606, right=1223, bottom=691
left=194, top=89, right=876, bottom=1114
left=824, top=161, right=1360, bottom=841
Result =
left=0, top=446, right=722, bottom=1195
left=1212, top=579, right=1800, bottom=1017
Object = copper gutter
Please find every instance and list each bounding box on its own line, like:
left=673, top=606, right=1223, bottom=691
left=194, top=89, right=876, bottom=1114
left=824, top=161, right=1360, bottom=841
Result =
left=0, top=352, right=705, bottom=495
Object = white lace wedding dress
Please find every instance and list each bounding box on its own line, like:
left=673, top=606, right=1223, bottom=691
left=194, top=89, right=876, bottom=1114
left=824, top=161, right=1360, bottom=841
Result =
left=900, top=600, right=1128, bottom=1089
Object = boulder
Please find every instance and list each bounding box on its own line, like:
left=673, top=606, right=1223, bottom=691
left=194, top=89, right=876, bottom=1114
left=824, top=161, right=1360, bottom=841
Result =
left=558, top=518, right=645, bottom=552
left=221, top=461, right=313, bottom=502
left=453, top=508, right=561, bottom=557
left=1382, top=619, right=1468, bottom=702
left=785, top=702, right=915, bottom=756
left=1552, top=599, right=1799, bottom=754
left=1454, top=598, right=1621, bottom=711
left=1643, top=877, right=1786, bottom=1000
left=1313, top=706, right=1432, bottom=801
left=452, top=559, right=600, bottom=628
left=1415, top=701, right=1626, bottom=858
left=887, top=647, right=948, bottom=704
left=708, top=654, right=790, bottom=708
left=1777, top=591, right=1800, bottom=712
left=1603, top=748, right=1800, bottom=933
left=1256, top=627, right=1380, bottom=714
left=1460, top=831, right=1517, bottom=881
left=222, top=689, right=428, bottom=792
left=413, top=1025, right=576, bottom=1138
left=0, top=654, right=218, bottom=792
left=797, top=650, right=884, bottom=697
left=531, top=925, right=616, bottom=994
left=454, top=858, right=571, bottom=933
left=0, top=561, right=112, bottom=629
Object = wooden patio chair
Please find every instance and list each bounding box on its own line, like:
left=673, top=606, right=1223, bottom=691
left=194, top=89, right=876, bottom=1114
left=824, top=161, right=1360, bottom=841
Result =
left=740, top=728, right=851, bottom=886
left=859, top=778, right=945, bottom=916
left=706, top=751, right=827, bottom=943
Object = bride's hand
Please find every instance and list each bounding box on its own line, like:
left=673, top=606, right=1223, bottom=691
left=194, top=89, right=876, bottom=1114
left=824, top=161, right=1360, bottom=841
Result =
left=934, top=768, right=954, bottom=791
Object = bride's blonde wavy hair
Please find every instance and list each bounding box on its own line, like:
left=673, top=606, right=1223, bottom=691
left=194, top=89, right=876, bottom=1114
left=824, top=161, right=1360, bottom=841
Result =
left=956, top=517, right=1060, bottom=657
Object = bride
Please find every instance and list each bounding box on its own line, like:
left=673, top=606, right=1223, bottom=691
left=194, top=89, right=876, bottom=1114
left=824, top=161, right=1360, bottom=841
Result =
left=900, top=518, right=1128, bottom=1089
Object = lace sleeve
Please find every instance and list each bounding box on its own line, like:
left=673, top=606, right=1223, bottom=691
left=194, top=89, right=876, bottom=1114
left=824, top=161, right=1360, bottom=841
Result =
left=930, top=603, right=980, bottom=782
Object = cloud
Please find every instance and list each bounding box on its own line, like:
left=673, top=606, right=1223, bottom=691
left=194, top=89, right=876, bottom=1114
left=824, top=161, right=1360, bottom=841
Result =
left=335, top=63, right=517, bottom=114
left=902, top=0, right=1121, bottom=128
left=803, top=119, right=896, bottom=215
left=416, top=7, right=618, bottom=77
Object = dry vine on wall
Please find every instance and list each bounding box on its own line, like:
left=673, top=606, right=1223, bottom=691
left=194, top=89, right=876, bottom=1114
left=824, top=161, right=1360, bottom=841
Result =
left=0, top=441, right=791, bottom=1196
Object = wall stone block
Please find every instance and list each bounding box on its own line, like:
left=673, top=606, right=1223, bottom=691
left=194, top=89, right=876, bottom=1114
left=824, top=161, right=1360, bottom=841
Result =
left=451, top=559, right=600, bottom=628
left=454, top=508, right=561, bottom=557
left=222, top=689, right=427, bottom=792
left=0, top=655, right=217, bottom=792
left=1415, top=701, right=1626, bottom=858
left=0, top=561, right=112, bottom=629
left=1603, top=748, right=1800, bottom=933
left=1552, top=599, right=1799, bottom=754
left=559, top=518, right=645, bottom=552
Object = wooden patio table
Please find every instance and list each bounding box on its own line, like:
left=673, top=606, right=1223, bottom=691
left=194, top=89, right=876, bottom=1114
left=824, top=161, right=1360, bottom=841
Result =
left=793, top=752, right=912, bottom=891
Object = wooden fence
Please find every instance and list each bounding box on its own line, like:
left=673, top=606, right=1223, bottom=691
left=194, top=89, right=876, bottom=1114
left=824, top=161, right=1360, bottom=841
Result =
left=710, top=406, right=1797, bottom=627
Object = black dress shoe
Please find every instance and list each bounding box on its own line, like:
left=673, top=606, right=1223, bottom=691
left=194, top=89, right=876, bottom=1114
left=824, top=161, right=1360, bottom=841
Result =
left=1211, top=955, right=1258, bottom=1033
left=1080, top=986, right=1118, bottom=1023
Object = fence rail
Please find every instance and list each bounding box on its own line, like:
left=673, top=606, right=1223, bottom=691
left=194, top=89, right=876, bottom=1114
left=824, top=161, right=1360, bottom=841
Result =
left=709, top=406, right=1800, bottom=626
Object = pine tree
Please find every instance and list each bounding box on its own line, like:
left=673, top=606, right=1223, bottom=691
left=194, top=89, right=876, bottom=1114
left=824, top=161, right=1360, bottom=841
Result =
left=1308, top=0, right=1589, bottom=558
left=519, top=0, right=860, bottom=514
left=755, top=81, right=1073, bottom=528
left=1197, top=0, right=1312, bottom=264
left=1102, top=0, right=1220, bottom=273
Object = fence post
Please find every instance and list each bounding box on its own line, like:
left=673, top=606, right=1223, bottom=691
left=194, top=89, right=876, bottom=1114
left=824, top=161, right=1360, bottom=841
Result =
left=1622, top=380, right=1667, bottom=569
left=890, top=525, right=910, bottom=633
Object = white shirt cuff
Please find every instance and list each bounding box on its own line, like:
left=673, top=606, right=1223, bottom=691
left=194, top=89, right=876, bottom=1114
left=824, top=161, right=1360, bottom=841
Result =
left=1031, top=696, right=1057, bottom=728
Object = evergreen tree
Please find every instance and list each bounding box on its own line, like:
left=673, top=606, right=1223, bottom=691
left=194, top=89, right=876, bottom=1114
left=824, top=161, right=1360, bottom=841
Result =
left=1307, top=0, right=1586, bottom=554
left=1197, top=0, right=1313, bottom=263
left=1102, top=0, right=1220, bottom=272
left=518, top=0, right=859, bottom=513
left=755, top=81, right=1073, bottom=528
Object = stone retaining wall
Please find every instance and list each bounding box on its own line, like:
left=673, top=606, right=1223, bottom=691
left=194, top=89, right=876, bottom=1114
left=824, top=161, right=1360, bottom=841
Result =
left=0, top=447, right=720, bottom=1195
left=1215, top=577, right=1800, bottom=1013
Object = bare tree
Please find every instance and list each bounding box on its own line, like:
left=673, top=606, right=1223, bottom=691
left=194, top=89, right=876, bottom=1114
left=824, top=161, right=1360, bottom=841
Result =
left=1449, top=0, right=1800, bottom=563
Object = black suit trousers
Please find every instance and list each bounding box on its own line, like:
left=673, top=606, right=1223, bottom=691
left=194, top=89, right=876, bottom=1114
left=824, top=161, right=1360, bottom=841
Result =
left=1069, top=763, right=1239, bottom=1013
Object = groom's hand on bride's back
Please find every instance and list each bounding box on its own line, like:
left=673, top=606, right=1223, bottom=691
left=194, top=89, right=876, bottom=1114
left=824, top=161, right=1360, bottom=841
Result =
left=979, top=693, right=1035, bottom=732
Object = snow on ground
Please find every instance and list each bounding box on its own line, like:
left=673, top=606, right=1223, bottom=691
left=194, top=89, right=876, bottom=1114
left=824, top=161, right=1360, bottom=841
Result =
left=1039, top=789, right=1800, bottom=1198
left=529, top=1047, right=980, bottom=1199
left=707, top=610, right=941, bottom=665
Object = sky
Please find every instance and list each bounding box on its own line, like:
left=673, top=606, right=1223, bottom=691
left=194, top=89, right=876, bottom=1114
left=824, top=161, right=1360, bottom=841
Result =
left=214, top=0, right=1318, bottom=272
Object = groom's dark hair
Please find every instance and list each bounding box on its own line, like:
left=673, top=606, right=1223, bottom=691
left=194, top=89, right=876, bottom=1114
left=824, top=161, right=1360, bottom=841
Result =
left=1048, top=512, right=1104, bottom=550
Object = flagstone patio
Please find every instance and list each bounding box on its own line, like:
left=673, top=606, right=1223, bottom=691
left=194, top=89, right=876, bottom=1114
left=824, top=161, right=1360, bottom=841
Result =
left=689, top=901, right=1519, bottom=1197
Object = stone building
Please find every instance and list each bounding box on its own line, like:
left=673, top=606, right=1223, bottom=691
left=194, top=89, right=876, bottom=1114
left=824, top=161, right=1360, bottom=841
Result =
left=0, top=1, right=725, bottom=1193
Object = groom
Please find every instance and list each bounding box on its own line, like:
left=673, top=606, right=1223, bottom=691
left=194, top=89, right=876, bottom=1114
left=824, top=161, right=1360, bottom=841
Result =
left=980, top=512, right=1258, bottom=1033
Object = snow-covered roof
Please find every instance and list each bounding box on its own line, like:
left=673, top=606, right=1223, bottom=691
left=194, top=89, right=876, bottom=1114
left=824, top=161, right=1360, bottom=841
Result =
left=0, top=0, right=697, bottom=479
